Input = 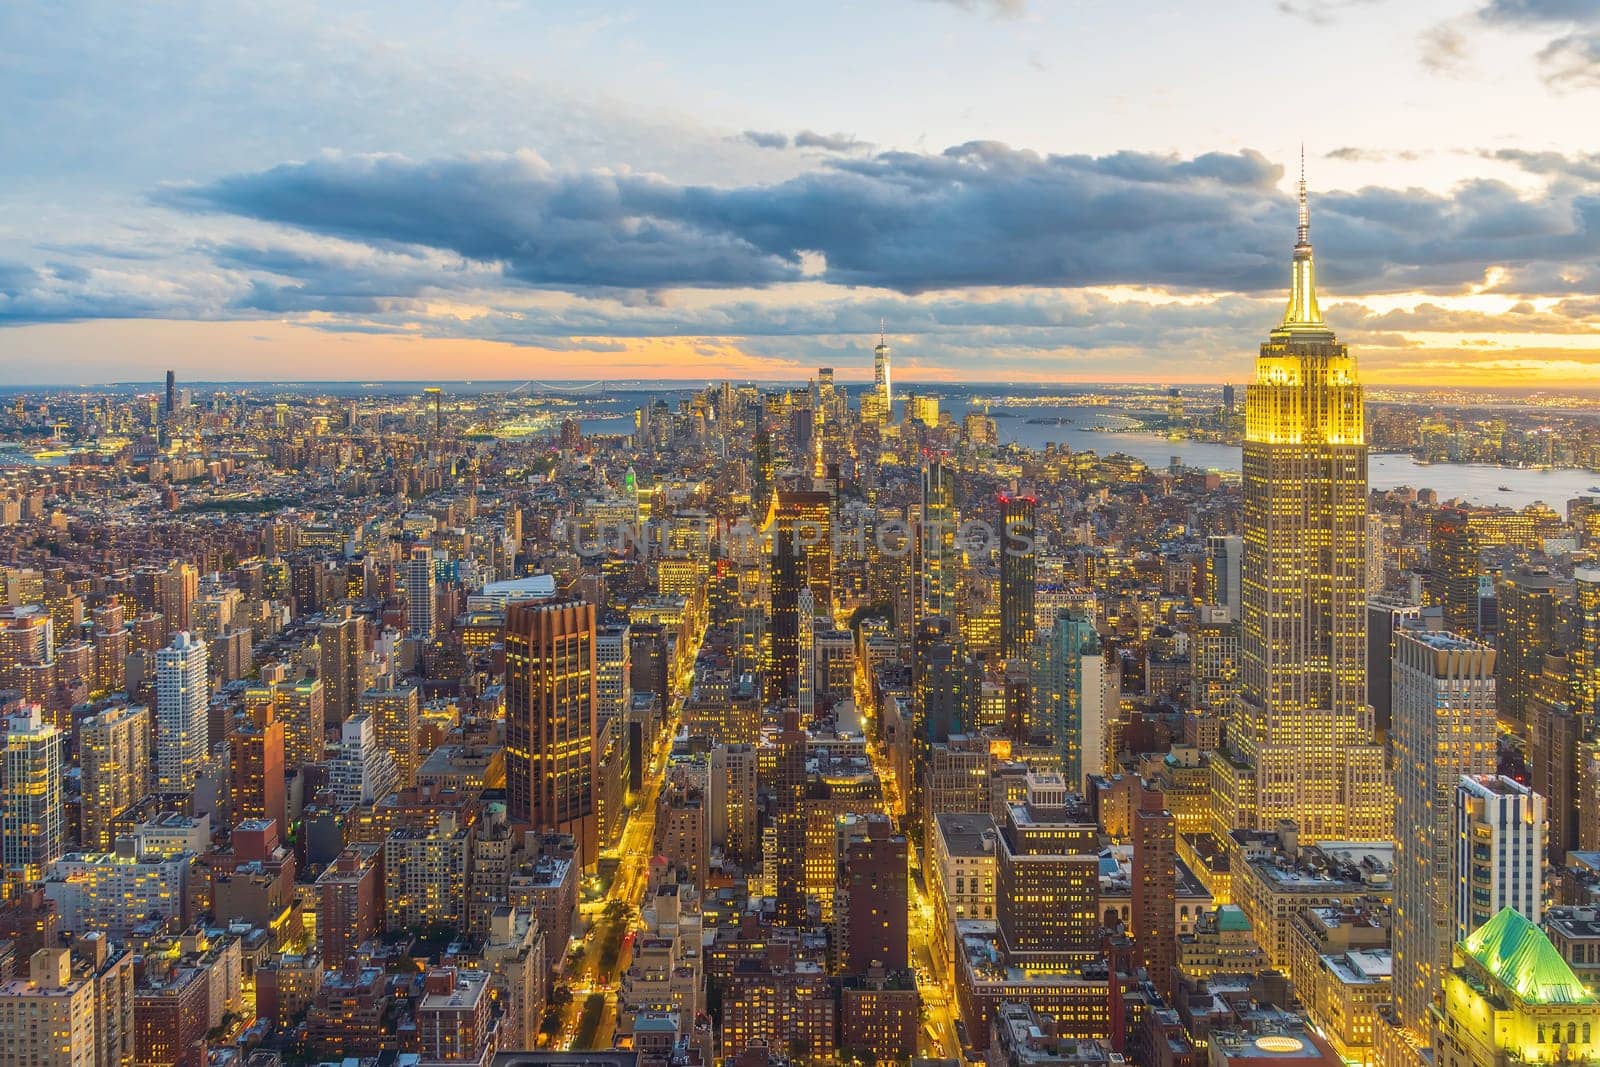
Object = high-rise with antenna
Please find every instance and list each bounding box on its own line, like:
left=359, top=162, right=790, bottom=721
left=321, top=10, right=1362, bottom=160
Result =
left=1213, top=157, right=1390, bottom=844
left=873, top=321, right=892, bottom=418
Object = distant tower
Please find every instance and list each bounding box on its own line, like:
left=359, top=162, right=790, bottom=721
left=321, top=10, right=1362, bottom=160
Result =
left=873, top=323, right=892, bottom=416
left=424, top=387, right=443, bottom=435
left=165, top=370, right=176, bottom=415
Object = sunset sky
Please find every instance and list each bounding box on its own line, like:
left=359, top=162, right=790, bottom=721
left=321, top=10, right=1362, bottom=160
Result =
left=4, top=0, right=1600, bottom=387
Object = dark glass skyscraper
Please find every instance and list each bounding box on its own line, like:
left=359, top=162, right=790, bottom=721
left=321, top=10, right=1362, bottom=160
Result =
left=506, top=598, right=598, bottom=865
left=999, top=493, right=1036, bottom=660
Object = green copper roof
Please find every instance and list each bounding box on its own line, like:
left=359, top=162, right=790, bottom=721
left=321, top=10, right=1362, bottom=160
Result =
left=1216, top=906, right=1252, bottom=933
left=1463, top=907, right=1596, bottom=1006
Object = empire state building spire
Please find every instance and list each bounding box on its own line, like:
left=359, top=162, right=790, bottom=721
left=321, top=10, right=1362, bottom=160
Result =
left=1219, top=151, right=1386, bottom=845
left=1280, top=150, right=1326, bottom=334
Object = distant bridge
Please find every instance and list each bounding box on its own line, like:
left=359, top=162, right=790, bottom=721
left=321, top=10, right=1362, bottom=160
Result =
left=506, top=380, right=607, bottom=396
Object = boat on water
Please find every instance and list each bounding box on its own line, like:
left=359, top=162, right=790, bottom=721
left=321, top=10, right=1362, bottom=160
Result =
left=1588, top=485, right=1600, bottom=494
left=1498, top=485, right=1512, bottom=492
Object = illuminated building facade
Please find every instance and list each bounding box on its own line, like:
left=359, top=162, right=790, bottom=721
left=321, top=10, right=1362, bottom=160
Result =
left=1574, top=565, right=1600, bottom=715
left=407, top=545, right=436, bottom=640
left=1496, top=566, right=1563, bottom=730
left=994, top=780, right=1101, bottom=970
left=78, top=703, right=151, bottom=852
left=2, top=706, right=63, bottom=897
left=769, top=489, right=833, bottom=702
left=1453, top=775, right=1544, bottom=941
left=920, top=457, right=957, bottom=623
left=1000, top=493, right=1038, bottom=660
left=230, top=694, right=286, bottom=837
left=1390, top=629, right=1497, bottom=1041
left=505, top=598, right=598, bottom=864
left=1030, top=608, right=1106, bottom=791
left=1434, top=907, right=1598, bottom=1067
left=1224, top=172, right=1388, bottom=843
left=154, top=631, right=208, bottom=794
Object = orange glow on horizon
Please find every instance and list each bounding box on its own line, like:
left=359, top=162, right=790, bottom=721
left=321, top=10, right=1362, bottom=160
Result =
left=4, top=315, right=1600, bottom=389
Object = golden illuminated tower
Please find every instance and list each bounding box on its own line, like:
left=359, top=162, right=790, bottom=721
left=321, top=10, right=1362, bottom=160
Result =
left=1215, top=161, right=1389, bottom=842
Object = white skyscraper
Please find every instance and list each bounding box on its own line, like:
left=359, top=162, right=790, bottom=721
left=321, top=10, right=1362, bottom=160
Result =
left=1390, top=629, right=1497, bottom=1040
left=155, top=631, right=209, bottom=793
left=2, top=705, right=63, bottom=892
left=329, top=714, right=398, bottom=806
left=408, top=546, right=437, bottom=640
left=1454, top=774, right=1545, bottom=943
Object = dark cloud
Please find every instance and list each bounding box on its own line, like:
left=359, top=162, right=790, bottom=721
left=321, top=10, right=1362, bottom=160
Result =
left=1486, top=147, right=1600, bottom=181
left=0, top=259, right=215, bottom=324
left=738, top=130, right=790, bottom=150
left=1479, top=0, right=1600, bottom=24
left=793, top=130, right=868, bottom=152
left=1472, top=0, right=1600, bottom=87
left=163, top=143, right=1600, bottom=301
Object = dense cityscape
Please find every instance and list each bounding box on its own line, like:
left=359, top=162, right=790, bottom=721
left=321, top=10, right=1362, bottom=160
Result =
left=0, top=169, right=1598, bottom=1067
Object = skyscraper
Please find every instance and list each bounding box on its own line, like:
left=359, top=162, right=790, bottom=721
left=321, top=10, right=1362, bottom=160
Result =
left=769, top=490, right=832, bottom=703
left=998, top=493, right=1036, bottom=659
left=797, top=587, right=816, bottom=718
left=1573, top=565, right=1600, bottom=716
left=874, top=326, right=892, bottom=417
left=2, top=706, right=63, bottom=895
left=1390, top=629, right=1497, bottom=1040
left=770, top=706, right=808, bottom=926
left=1221, top=167, right=1388, bottom=842
left=1528, top=651, right=1583, bottom=864
left=1206, top=534, right=1244, bottom=622
left=1030, top=608, right=1105, bottom=790
left=505, top=598, right=598, bottom=865
left=1453, top=775, right=1544, bottom=942
left=1132, top=780, right=1177, bottom=1002
left=839, top=815, right=909, bottom=975
left=407, top=546, right=437, bottom=641
left=1496, top=565, right=1562, bottom=730
left=232, top=695, right=287, bottom=836
left=919, top=457, right=956, bottom=622
left=165, top=369, right=176, bottom=414
left=319, top=607, right=367, bottom=723
left=78, top=704, right=151, bottom=851
left=155, top=631, right=209, bottom=794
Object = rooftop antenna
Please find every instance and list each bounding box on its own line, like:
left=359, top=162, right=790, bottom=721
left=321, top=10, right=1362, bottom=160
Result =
left=1297, top=143, right=1310, bottom=249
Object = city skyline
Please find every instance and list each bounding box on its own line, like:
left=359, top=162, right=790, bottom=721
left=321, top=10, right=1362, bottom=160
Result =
left=6, top=1, right=1600, bottom=386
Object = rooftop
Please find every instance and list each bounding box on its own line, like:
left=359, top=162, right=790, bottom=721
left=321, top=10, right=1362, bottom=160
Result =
left=1462, top=907, right=1596, bottom=1006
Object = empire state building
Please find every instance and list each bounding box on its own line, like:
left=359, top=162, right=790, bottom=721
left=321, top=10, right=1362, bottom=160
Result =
left=1212, top=166, right=1391, bottom=842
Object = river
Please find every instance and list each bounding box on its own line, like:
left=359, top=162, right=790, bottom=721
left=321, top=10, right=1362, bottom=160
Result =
left=984, top=405, right=1597, bottom=509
